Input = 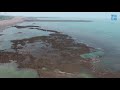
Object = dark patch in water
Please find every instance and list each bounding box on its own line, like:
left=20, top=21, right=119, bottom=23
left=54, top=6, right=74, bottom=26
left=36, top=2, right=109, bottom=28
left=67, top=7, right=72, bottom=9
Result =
left=13, top=25, right=61, bottom=33
left=0, top=34, right=3, bottom=36
left=13, top=25, right=40, bottom=29
left=17, top=32, right=23, bottom=34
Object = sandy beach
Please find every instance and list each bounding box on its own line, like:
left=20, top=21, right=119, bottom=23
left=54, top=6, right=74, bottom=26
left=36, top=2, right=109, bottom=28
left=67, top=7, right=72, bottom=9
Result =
left=0, top=17, right=25, bottom=30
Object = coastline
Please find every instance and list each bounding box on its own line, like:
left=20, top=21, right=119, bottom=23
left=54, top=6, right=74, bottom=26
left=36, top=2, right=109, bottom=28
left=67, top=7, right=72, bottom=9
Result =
left=0, top=17, right=119, bottom=78
left=0, top=17, right=25, bottom=31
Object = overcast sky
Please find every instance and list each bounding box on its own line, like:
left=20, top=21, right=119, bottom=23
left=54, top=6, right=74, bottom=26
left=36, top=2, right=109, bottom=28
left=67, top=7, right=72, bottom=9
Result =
left=0, top=12, right=120, bottom=18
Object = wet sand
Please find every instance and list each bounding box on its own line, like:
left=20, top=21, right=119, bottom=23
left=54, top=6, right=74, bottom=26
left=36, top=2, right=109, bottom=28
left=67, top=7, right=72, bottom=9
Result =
left=0, top=17, right=25, bottom=31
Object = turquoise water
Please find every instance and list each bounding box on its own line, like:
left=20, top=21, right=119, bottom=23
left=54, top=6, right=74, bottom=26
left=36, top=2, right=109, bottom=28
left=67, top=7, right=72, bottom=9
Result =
left=30, top=18, right=120, bottom=72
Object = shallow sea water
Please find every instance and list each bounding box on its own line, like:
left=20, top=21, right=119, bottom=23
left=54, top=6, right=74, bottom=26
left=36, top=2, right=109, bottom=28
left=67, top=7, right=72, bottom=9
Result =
left=0, top=17, right=120, bottom=77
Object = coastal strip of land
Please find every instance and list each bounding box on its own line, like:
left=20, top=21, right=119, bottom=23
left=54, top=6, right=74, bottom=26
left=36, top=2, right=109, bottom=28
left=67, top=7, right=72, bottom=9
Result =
left=0, top=17, right=25, bottom=30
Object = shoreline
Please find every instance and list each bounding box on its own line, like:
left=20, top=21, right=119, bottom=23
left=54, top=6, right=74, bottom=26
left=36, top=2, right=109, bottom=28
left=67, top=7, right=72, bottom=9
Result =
left=0, top=17, right=25, bottom=31
left=0, top=17, right=119, bottom=78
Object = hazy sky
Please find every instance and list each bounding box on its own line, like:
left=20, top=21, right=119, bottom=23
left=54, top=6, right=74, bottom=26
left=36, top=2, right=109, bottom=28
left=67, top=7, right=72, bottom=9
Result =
left=1, top=12, right=120, bottom=18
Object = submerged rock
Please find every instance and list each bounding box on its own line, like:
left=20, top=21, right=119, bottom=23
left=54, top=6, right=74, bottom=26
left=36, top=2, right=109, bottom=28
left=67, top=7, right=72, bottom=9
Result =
left=80, top=51, right=104, bottom=59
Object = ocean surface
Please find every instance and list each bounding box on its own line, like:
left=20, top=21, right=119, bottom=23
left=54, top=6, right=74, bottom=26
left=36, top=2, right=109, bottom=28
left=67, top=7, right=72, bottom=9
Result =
left=0, top=17, right=120, bottom=72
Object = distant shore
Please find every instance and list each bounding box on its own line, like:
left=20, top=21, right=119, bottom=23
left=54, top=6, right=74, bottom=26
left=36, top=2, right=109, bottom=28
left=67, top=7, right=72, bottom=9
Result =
left=25, top=19, right=93, bottom=22
left=0, top=17, right=25, bottom=30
